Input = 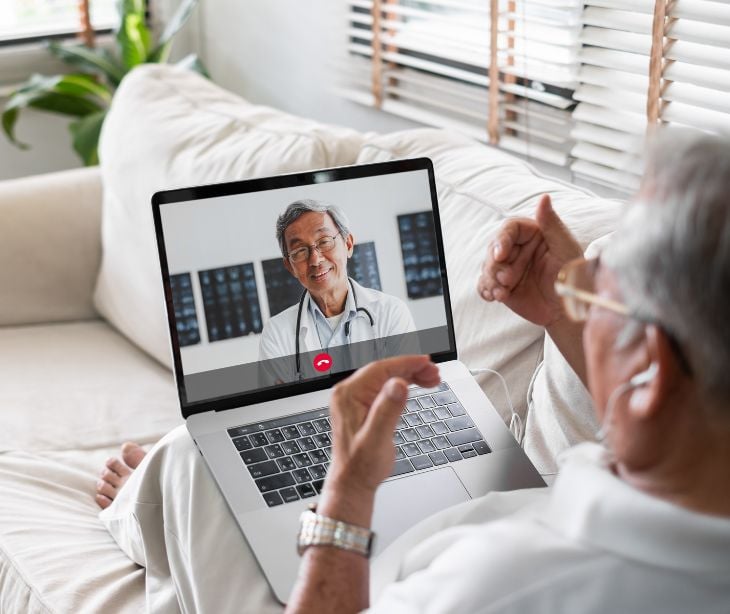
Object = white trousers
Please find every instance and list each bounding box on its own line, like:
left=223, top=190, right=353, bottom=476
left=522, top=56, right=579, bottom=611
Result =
left=99, top=425, right=540, bottom=613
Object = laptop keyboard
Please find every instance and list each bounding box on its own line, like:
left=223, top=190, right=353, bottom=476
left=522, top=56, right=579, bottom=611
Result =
left=227, top=382, right=491, bottom=507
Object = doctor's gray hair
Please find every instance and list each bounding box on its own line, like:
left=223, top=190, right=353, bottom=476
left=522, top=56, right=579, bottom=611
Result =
left=602, top=129, right=730, bottom=410
left=276, top=199, right=351, bottom=258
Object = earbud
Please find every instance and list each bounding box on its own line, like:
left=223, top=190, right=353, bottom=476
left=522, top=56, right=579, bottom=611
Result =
left=629, top=363, right=658, bottom=387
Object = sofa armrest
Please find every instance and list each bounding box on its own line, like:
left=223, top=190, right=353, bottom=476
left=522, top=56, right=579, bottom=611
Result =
left=0, top=166, right=102, bottom=326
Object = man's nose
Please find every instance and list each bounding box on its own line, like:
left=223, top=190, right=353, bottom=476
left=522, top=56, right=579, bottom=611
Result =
left=308, top=246, right=324, bottom=265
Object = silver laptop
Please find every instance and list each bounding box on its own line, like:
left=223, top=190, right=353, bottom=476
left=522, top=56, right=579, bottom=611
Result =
left=151, top=158, right=544, bottom=603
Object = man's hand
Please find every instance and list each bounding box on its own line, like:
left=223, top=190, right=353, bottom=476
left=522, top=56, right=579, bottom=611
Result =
left=477, top=194, right=583, bottom=328
left=318, top=355, right=440, bottom=526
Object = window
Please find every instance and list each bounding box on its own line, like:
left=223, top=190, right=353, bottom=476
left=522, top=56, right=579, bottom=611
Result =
left=341, top=0, right=730, bottom=192
left=0, top=0, right=117, bottom=44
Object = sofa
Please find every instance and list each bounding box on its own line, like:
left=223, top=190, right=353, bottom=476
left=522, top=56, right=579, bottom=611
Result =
left=0, top=65, right=624, bottom=612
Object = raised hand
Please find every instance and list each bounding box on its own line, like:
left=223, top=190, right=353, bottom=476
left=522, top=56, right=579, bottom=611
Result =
left=477, top=194, right=583, bottom=327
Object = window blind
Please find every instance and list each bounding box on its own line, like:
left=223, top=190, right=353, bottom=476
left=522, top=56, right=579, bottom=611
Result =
left=0, top=0, right=117, bottom=44
left=339, top=0, right=584, bottom=167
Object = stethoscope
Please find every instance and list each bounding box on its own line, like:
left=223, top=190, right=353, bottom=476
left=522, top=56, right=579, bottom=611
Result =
left=295, top=278, right=375, bottom=378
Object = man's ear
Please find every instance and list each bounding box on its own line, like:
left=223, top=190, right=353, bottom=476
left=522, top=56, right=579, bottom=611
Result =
left=628, top=324, right=678, bottom=420
left=345, top=233, right=354, bottom=258
left=283, top=257, right=294, bottom=275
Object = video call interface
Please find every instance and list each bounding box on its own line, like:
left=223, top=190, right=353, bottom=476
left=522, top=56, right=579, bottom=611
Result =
left=158, top=168, right=454, bottom=405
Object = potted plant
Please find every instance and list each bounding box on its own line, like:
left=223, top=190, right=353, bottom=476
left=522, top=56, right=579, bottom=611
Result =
left=1, top=0, right=207, bottom=166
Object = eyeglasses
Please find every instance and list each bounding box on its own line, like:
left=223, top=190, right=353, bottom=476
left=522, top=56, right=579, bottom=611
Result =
left=287, top=231, right=343, bottom=263
left=555, top=257, right=693, bottom=375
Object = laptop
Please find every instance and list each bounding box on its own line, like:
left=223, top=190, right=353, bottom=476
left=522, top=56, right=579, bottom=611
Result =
left=151, top=158, right=545, bottom=603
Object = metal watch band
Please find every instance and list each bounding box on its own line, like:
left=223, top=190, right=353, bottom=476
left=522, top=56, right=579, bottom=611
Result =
left=297, top=507, right=374, bottom=558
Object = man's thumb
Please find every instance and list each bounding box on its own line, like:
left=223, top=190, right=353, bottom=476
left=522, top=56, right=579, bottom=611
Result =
left=536, top=195, right=571, bottom=247
left=365, top=378, right=408, bottom=440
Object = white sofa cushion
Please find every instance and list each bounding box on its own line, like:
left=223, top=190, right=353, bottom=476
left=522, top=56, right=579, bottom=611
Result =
left=94, top=64, right=365, bottom=368
left=356, top=129, right=625, bottom=425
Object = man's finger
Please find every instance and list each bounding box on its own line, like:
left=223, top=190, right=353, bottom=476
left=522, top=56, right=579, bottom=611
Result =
left=344, top=355, right=439, bottom=394
left=493, top=232, right=542, bottom=290
left=535, top=195, right=581, bottom=259
left=493, top=218, right=539, bottom=262
left=361, top=377, right=410, bottom=444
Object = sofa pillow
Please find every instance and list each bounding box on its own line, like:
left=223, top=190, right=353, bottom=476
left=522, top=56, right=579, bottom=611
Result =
left=94, top=64, right=364, bottom=368
left=356, top=129, right=625, bottom=426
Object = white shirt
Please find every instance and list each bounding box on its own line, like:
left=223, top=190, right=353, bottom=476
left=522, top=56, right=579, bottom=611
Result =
left=368, top=443, right=730, bottom=613
left=258, top=280, right=417, bottom=383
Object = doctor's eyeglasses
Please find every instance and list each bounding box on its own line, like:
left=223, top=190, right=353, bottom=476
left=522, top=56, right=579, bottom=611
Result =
left=287, top=231, right=343, bottom=263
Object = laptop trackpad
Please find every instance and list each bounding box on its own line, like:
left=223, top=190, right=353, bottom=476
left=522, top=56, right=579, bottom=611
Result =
left=371, top=467, right=470, bottom=556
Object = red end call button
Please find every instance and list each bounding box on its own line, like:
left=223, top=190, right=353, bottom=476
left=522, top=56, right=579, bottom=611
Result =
left=313, top=353, right=333, bottom=372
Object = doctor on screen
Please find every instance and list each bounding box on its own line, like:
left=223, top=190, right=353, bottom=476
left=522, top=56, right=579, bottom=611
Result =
left=258, top=199, right=416, bottom=377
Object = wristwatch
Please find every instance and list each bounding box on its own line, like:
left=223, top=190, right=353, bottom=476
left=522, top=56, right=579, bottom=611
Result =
left=297, top=504, right=375, bottom=558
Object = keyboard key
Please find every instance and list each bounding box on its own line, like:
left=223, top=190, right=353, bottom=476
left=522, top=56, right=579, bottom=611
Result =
left=313, top=433, right=331, bottom=448
left=473, top=440, right=492, bottom=455
left=292, top=468, right=312, bottom=484
left=313, top=418, right=331, bottom=433
left=293, top=453, right=313, bottom=468
left=394, top=446, right=405, bottom=460
left=416, top=425, right=434, bottom=439
left=313, top=479, right=325, bottom=494
left=433, top=390, right=457, bottom=405
left=432, top=435, right=450, bottom=450
left=310, top=464, right=327, bottom=480
left=411, top=455, right=434, bottom=470
left=323, top=447, right=333, bottom=460
left=309, top=449, right=328, bottom=464
left=444, top=447, right=463, bottom=462
left=429, top=451, right=448, bottom=466
left=298, top=436, right=316, bottom=451
left=241, top=448, right=268, bottom=465
left=403, top=443, right=421, bottom=457
left=323, top=462, right=331, bottom=471
left=263, top=491, right=283, bottom=507
left=405, top=399, right=421, bottom=413
left=458, top=445, right=475, bottom=454
left=390, top=459, right=415, bottom=477
left=395, top=416, right=407, bottom=430
left=279, top=487, right=300, bottom=503
left=402, top=428, right=419, bottom=442
left=282, top=440, right=301, bottom=455
left=418, top=395, right=436, bottom=409
left=248, top=460, right=279, bottom=479
left=462, top=450, right=477, bottom=458
left=447, top=402, right=466, bottom=417
left=228, top=426, right=249, bottom=439
left=448, top=428, right=482, bottom=447
left=250, top=432, right=268, bottom=447
left=256, top=472, right=295, bottom=493
left=405, top=413, right=423, bottom=427
left=446, top=415, right=475, bottom=432
left=232, top=436, right=252, bottom=451
left=393, top=431, right=405, bottom=445
left=265, top=444, right=285, bottom=459
left=417, top=439, right=436, bottom=454
left=434, top=406, right=451, bottom=420
left=282, top=426, right=301, bottom=440
left=266, top=429, right=285, bottom=444
left=298, top=422, right=316, bottom=436
left=297, top=483, right=316, bottom=498
left=420, top=410, right=437, bottom=423
left=277, top=457, right=296, bottom=472
left=431, top=422, right=449, bottom=435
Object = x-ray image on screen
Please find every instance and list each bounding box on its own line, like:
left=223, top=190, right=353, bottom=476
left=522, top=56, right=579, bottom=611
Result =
left=170, top=273, right=200, bottom=347
left=198, top=263, right=263, bottom=342
left=397, top=211, right=443, bottom=299
left=261, top=258, right=301, bottom=318
left=348, top=242, right=381, bottom=291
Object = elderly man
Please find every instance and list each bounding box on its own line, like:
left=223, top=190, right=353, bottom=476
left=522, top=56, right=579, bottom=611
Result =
left=98, top=132, right=730, bottom=612
left=258, top=199, right=416, bottom=377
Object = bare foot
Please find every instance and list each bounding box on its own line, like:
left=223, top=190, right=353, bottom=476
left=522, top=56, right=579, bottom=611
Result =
left=95, top=442, right=147, bottom=509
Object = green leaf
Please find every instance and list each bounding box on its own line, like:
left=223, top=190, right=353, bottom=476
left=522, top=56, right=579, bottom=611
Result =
left=175, top=53, right=209, bottom=78
left=47, top=41, right=126, bottom=86
left=117, top=12, right=152, bottom=68
left=1, top=107, right=28, bottom=149
left=69, top=110, right=107, bottom=166
left=148, top=0, right=198, bottom=62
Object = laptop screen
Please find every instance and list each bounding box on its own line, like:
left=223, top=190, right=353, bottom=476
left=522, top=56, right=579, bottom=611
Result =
left=152, top=158, right=457, bottom=417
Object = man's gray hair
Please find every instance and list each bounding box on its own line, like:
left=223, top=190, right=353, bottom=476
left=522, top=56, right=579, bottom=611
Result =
left=602, top=129, right=730, bottom=409
left=276, top=199, right=351, bottom=258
